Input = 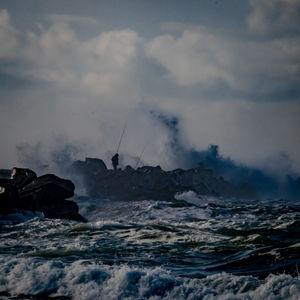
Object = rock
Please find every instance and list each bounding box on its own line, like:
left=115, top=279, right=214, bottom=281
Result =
left=0, top=168, right=84, bottom=222
left=71, top=158, right=257, bottom=201
left=20, top=174, right=75, bottom=208
left=72, top=157, right=107, bottom=175
left=0, top=179, right=20, bottom=214
left=41, top=200, right=85, bottom=222
left=11, top=168, right=37, bottom=190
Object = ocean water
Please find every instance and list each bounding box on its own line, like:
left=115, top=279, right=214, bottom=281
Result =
left=0, top=191, right=300, bottom=299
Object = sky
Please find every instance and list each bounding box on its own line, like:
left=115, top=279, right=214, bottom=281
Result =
left=0, top=0, right=300, bottom=175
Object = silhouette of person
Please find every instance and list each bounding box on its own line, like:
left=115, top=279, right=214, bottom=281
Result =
left=112, top=153, right=119, bottom=171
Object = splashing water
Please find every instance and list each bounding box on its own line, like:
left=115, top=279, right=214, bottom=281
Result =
left=0, top=192, right=300, bottom=299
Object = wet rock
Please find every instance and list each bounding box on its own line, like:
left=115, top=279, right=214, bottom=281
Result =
left=20, top=174, right=75, bottom=208
left=71, top=157, right=257, bottom=201
left=41, top=199, right=85, bottom=222
left=72, top=157, right=107, bottom=175
left=0, top=179, right=20, bottom=214
left=0, top=168, right=84, bottom=222
left=11, top=167, right=37, bottom=190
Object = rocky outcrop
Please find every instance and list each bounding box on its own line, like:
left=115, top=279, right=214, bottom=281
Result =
left=0, top=168, right=85, bottom=221
left=72, top=158, right=256, bottom=201
left=0, top=179, right=20, bottom=214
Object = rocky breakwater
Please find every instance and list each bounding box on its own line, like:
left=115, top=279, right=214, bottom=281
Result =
left=0, top=168, right=85, bottom=221
left=72, top=158, right=256, bottom=201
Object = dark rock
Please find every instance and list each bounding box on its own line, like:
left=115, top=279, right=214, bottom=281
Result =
left=71, top=158, right=257, bottom=201
left=20, top=174, right=75, bottom=208
left=0, top=179, right=20, bottom=214
left=72, top=157, right=107, bottom=175
left=11, top=167, right=37, bottom=190
left=42, top=200, right=85, bottom=222
left=0, top=168, right=84, bottom=222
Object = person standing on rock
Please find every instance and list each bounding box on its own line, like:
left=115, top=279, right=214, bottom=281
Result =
left=112, top=153, right=119, bottom=171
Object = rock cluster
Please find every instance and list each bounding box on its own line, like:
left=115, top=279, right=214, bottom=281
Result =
left=72, top=158, right=256, bottom=201
left=0, top=168, right=84, bottom=221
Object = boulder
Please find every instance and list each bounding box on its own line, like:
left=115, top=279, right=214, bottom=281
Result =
left=20, top=174, right=75, bottom=207
left=72, top=157, right=107, bottom=175
left=41, top=200, right=85, bottom=222
left=11, top=167, right=37, bottom=190
left=0, top=179, right=20, bottom=214
left=0, top=168, right=84, bottom=222
left=16, top=173, right=75, bottom=215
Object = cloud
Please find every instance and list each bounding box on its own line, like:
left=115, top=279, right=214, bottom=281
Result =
left=79, top=29, right=144, bottom=96
left=0, top=9, right=18, bottom=58
left=46, top=14, right=98, bottom=25
left=146, top=30, right=234, bottom=88
left=0, top=8, right=299, bottom=179
left=0, top=12, right=168, bottom=169
left=22, top=21, right=144, bottom=98
left=3, top=8, right=299, bottom=100
left=160, top=22, right=209, bottom=34
left=247, top=0, right=300, bottom=35
left=145, top=28, right=300, bottom=97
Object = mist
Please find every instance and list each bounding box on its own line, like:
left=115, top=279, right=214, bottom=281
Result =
left=1, top=4, right=299, bottom=201
left=149, top=110, right=300, bottom=201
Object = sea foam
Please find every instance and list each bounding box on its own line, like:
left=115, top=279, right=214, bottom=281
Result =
left=0, top=257, right=300, bottom=300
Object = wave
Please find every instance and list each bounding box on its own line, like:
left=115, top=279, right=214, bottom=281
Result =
left=0, top=257, right=299, bottom=300
left=1, top=195, right=300, bottom=299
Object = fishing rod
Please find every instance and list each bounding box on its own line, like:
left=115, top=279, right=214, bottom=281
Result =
left=135, top=143, right=148, bottom=169
left=116, top=121, right=127, bottom=154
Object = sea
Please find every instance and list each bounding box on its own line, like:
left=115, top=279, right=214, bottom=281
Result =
left=0, top=191, right=300, bottom=300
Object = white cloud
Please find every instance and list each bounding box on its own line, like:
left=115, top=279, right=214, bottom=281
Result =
left=146, top=28, right=300, bottom=95
left=25, top=22, right=78, bottom=63
left=21, top=22, right=144, bottom=101
left=79, top=30, right=143, bottom=95
left=146, top=30, right=234, bottom=87
left=0, top=9, right=18, bottom=58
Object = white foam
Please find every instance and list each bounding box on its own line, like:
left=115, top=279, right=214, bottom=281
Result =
left=0, top=257, right=299, bottom=300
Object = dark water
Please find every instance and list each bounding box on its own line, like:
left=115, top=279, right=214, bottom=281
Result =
left=0, top=191, right=300, bottom=299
